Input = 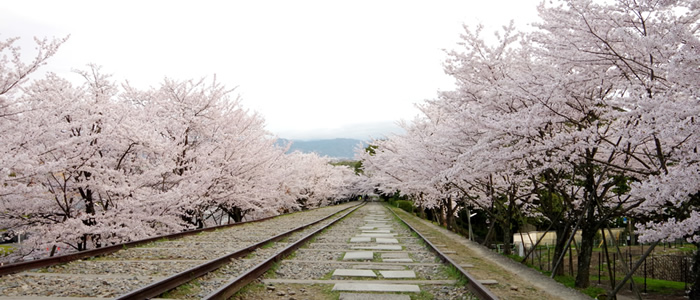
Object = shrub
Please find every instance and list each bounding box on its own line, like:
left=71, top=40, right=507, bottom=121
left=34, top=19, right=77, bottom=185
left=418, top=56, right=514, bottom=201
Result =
left=396, top=200, right=414, bottom=213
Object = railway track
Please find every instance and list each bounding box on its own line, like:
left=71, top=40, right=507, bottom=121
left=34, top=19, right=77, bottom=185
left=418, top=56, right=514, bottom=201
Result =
left=0, top=201, right=362, bottom=299
left=229, top=202, right=498, bottom=300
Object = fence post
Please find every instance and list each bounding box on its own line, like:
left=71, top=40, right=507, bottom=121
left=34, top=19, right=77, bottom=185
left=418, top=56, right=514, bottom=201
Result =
left=569, top=243, right=574, bottom=276
left=643, top=244, right=647, bottom=293
left=598, top=251, right=601, bottom=284
left=547, top=245, right=550, bottom=272
left=629, top=249, right=633, bottom=291
left=613, top=252, right=617, bottom=287
left=684, top=255, right=688, bottom=291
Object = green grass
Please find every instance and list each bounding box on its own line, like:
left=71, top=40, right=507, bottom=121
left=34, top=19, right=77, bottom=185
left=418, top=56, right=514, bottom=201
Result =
left=263, top=262, right=281, bottom=278
left=443, top=265, right=469, bottom=286
left=552, top=274, right=606, bottom=298
left=319, top=283, right=341, bottom=298
left=509, top=251, right=605, bottom=299
left=632, top=277, right=686, bottom=294
left=231, top=282, right=265, bottom=298
left=284, top=250, right=298, bottom=260
left=674, top=244, right=698, bottom=253
left=160, top=280, right=201, bottom=298
left=0, top=244, right=13, bottom=256
left=413, top=290, right=436, bottom=299
left=320, top=270, right=334, bottom=280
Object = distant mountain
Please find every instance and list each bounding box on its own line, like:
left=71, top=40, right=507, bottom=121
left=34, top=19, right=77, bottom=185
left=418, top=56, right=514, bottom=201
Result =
left=277, top=138, right=366, bottom=159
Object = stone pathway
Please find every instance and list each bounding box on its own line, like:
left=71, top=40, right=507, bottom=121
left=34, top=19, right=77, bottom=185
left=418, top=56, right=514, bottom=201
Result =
left=331, top=205, right=421, bottom=297
left=261, top=203, right=471, bottom=298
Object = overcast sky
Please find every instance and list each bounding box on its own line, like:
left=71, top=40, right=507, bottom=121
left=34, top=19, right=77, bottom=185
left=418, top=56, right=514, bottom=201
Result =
left=2, top=0, right=541, bottom=140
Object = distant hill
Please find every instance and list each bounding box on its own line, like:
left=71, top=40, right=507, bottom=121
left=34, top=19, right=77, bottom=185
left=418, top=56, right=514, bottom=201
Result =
left=277, top=138, right=366, bottom=159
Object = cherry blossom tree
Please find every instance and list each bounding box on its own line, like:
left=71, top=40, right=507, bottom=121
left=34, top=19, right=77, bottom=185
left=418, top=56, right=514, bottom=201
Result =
left=361, top=0, right=699, bottom=291
left=1, top=36, right=359, bottom=264
left=282, top=152, right=355, bottom=209
left=1, top=65, right=185, bottom=261
left=125, top=77, right=290, bottom=226
left=526, top=0, right=700, bottom=288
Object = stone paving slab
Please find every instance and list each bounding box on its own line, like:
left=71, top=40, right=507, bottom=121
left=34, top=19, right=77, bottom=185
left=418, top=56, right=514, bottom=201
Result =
left=379, top=270, right=417, bottom=279
left=350, top=237, right=372, bottom=243
left=362, top=229, right=392, bottom=233
left=351, top=245, right=402, bottom=251
left=284, top=260, right=440, bottom=267
left=375, top=237, right=399, bottom=244
left=339, top=293, right=411, bottom=300
left=357, top=233, right=397, bottom=238
left=343, top=251, right=374, bottom=260
left=263, top=279, right=454, bottom=285
left=333, top=283, right=421, bottom=293
left=332, top=269, right=377, bottom=277
left=352, top=264, right=406, bottom=270
left=374, top=224, right=393, bottom=228
left=381, top=252, right=409, bottom=259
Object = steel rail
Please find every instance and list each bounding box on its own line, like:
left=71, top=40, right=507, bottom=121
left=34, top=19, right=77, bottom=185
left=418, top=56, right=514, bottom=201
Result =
left=0, top=202, right=353, bottom=276
left=388, top=207, right=499, bottom=300
left=202, top=203, right=365, bottom=300
left=116, top=202, right=364, bottom=300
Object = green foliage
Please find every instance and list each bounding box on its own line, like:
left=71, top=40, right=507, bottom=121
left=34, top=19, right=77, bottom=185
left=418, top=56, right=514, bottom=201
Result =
left=610, top=175, right=635, bottom=196
left=365, top=144, right=378, bottom=156
left=384, top=190, right=408, bottom=206
left=396, top=200, right=414, bottom=213
left=330, top=160, right=364, bottom=175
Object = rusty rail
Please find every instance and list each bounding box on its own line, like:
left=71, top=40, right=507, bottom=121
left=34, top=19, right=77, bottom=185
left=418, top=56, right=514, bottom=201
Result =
left=116, top=202, right=364, bottom=299
left=202, top=203, right=364, bottom=300
left=388, top=207, right=499, bottom=300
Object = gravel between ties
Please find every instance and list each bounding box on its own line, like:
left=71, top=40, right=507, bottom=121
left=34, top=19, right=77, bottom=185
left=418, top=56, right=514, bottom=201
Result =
left=261, top=203, right=478, bottom=300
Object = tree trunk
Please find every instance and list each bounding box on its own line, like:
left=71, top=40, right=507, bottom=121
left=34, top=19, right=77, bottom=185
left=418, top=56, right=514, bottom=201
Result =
left=553, top=224, right=572, bottom=276
left=502, top=218, right=513, bottom=255
left=575, top=219, right=598, bottom=288
left=228, top=206, right=247, bottom=223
